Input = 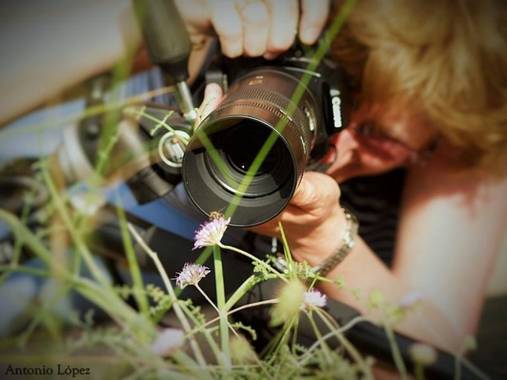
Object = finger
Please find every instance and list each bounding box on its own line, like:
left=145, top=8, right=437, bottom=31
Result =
left=209, top=0, right=243, bottom=57
left=239, top=1, right=269, bottom=56
left=299, top=0, right=329, bottom=45
left=291, top=172, right=341, bottom=211
left=265, top=0, right=299, bottom=56
left=174, top=0, right=210, bottom=32
left=196, top=83, right=223, bottom=127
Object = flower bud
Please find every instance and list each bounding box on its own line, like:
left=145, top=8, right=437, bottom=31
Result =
left=270, top=279, right=305, bottom=326
left=409, top=343, right=437, bottom=366
left=230, top=335, right=257, bottom=364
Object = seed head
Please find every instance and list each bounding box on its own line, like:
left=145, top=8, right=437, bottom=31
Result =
left=175, top=263, right=210, bottom=289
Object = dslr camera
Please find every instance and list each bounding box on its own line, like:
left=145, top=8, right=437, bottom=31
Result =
left=182, top=48, right=351, bottom=227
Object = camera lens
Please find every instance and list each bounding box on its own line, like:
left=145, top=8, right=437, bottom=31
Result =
left=225, top=123, right=277, bottom=175
left=201, top=118, right=293, bottom=200
left=182, top=68, right=320, bottom=227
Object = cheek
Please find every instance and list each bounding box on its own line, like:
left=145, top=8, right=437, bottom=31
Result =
left=354, top=141, right=412, bottom=174
left=327, top=130, right=411, bottom=178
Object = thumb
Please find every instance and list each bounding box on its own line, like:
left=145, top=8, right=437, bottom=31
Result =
left=196, top=83, right=223, bottom=127
left=291, top=172, right=341, bottom=211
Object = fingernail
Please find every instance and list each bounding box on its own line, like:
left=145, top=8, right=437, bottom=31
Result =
left=224, top=42, right=243, bottom=58
left=300, top=27, right=320, bottom=45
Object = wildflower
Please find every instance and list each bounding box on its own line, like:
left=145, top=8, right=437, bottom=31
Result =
left=270, top=279, right=305, bottom=326
left=175, top=263, right=210, bottom=289
left=399, top=291, right=423, bottom=309
left=151, top=328, right=185, bottom=357
left=302, top=289, right=327, bottom=309
left=193, top=213, right=230, bottom=250
left=409, top=343, right=437, bottom=366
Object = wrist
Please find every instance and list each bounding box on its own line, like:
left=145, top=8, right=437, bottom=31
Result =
left=312, top=208, right=359, bottom=277
left=291, top=207, right=349, bottom=267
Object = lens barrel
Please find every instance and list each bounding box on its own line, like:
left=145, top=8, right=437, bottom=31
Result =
left=182, top=68, right=319, bottom=227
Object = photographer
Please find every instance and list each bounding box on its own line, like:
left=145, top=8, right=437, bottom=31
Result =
left=182, top=0, right=507, bottom=355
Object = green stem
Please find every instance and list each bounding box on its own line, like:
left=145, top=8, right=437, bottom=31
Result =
left=0, top=265, right=50, bottom=278
left=40, top=161, right=110, bottom=287
left=460, top=356, right=489, bottom=380
left=415, top=363, right=425, bottom=380
left=195, top=284, right=240, bottom=340
left=124, top=107, right=186, bottom=145
left=298, top=315, right=369, bottom=365
left=278, top=222, right=294, bottom=270
left=74, top=277, right=152, bottom=339
left=127, top=223, right=207, bottom=367
left=94, top=49, right=135, bottom=177
left=224, top=274, right=258, bottom=311
left=186, top=299, right=278, bottom=339
left=0, top=194, right=33, bottom=286
left=228, top=299, right=279, bottom=316
left=0, top=209, right=152, bottom=341
left=454, top=354, right=462, bottom=380
left=195, top=284, right=220, bottom=315
left=179, top=301, right=223, bottom=366
left=304, top=309, right=332, bottom=363
left=213, top=245, right=231, bottom=370
left=384, top=325, right=408, bottom=380
left=314, top=308, right=373, bottom=380
left=219, top=243, right=287, bottom=282
left=116, top=204, right=150, bottom=319
left=266, top=315, right=298, bottom=364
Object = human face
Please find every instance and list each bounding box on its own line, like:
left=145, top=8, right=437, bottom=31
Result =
left=325, top=102, right=439, bottom=182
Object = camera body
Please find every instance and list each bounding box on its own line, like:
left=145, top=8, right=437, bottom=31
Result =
left=182, top=47, right=351, bottom=227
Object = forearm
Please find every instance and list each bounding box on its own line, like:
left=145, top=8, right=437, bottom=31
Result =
left=0, top=0, right=140, bottom=125
left=296, top=232, right=462, bottom=353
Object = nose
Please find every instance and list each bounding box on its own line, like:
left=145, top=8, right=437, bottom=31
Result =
left=336, top=128, right=360, bottom=150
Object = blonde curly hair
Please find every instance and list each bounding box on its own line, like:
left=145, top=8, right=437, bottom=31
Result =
left=332, top=0, right=507, bottom=170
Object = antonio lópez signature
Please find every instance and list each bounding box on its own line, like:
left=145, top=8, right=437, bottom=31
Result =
left=4, top=363, right=91, bottom=377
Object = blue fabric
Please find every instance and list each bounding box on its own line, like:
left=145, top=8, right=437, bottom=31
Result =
left=107, top=183, right=200, bottom=240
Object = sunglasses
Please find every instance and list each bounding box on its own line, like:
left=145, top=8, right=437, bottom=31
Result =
left=351, top=120, right=440, bottom=164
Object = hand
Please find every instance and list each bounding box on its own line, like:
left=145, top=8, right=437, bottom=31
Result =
left=198, top=84, right=347, bottom=265
left=252, top=171, right=346, bottom=266
left=175, top=0, right=330, bottom=58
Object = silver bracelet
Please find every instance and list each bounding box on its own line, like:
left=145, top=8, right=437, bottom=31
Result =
left=312, top=208, right=359, bottom=277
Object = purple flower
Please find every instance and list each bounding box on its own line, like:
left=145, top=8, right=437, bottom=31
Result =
left=175, top=263, right=210, bottom=289
left=302, top=289, right=327, bottom=309
left=193, top=214, right=230, bottom=250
